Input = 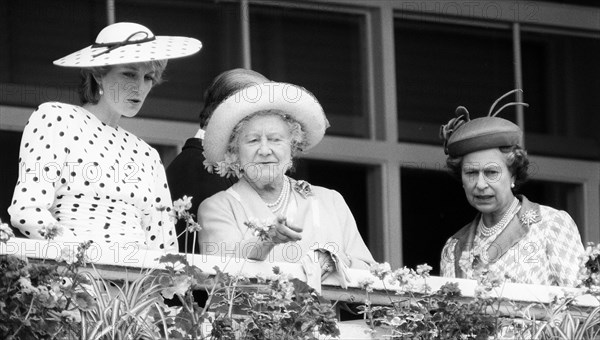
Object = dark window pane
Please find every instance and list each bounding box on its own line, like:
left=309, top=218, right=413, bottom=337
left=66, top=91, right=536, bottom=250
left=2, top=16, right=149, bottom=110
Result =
left=401, top=167, right=473, bottom=275
left=1, top=0, right=97, bottom=105
left=521, top=31, right=600, bottom=160
left=250, top=5, right=369, bottom=138
left=1, top=0, right=240, bottom=123
left=395, top=19, right=514, bottom=144
left=0, top=130, right=24, bottom=236
left=401, top=167, right=583, bottom=275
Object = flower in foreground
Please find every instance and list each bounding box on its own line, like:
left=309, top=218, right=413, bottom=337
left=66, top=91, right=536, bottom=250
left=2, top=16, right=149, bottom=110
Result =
left=370, top=262, right=391, bottom=280
left=38, top=222, right=64, bottom=240
left=0, top=222, right=15, bottom=243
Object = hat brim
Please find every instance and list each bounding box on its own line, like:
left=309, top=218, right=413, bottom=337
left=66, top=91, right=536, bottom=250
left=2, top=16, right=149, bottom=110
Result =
left=446, top=117, right=522, bottom=157
left=203, top=82, right=328, bottom=163
left=53, top=36, right=202, bottom=67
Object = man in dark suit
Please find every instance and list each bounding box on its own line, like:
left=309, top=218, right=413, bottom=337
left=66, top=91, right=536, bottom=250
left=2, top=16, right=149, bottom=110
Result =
left=166, top=68, right=269, bottom=253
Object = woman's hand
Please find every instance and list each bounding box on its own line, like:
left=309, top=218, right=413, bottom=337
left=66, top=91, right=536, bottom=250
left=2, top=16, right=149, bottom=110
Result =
left=316, top=249, right=336, bottom=280
left=269, top=217, right=302, bottom=244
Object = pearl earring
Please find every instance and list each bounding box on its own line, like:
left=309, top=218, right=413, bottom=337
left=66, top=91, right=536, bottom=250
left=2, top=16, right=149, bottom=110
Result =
left=99, top=88, right=104, bottom=95
left=511, top=183, right=515, bottom=188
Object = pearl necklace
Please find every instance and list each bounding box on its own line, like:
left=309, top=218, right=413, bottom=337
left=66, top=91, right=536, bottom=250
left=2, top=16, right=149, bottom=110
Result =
left=478, top=198, right=520, bottom=237
left=265, top=177, right=290, bottom=213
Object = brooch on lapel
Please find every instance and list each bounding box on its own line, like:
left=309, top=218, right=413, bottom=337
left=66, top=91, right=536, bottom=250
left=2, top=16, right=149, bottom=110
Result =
left=294, top=180, right=313, bottom=198
left=519, top=209, right=539, bottom=227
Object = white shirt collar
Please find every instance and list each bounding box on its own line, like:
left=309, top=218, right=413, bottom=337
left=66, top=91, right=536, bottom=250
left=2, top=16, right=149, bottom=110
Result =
left=194, top=128, right=205, bottom=139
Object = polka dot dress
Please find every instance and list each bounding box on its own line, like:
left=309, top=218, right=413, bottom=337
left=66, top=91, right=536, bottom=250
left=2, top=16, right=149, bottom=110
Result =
left=8, top=102, right=177, bottom=251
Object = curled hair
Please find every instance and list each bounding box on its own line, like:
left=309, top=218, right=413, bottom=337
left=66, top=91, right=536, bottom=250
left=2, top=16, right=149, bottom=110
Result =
left=224, top=110, right=307, bottom=174
left=446, top=145, right=530, bottom=190
left=78, top=60, right=168, bottom=104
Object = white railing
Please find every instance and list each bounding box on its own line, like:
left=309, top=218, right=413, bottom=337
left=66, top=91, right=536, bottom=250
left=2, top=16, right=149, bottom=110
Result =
left=2, top=237, right=599, bottom=339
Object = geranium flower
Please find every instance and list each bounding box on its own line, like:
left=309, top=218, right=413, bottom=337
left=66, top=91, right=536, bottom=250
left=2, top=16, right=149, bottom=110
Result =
left=57, top=247, right=77, bottom=265
left=186, top=220, right=202, bottom=233
left=244, top=218, right=275, bottom=242
left=358, top=277, right=375, bottom=293
left=369, top=262, right=391, bottom=280
left=173, top=195, right=193, bottom=214
left=0, top=222, right=15, bottom=243
left=416, top=264, right=432, bottom=278
left=18, top=276, right=40, bottom=295
left=38, top=223, right=64, bottom=240
left=388, top=266, right=416, bottom=286
left=160, top=274, right=192, bottom=299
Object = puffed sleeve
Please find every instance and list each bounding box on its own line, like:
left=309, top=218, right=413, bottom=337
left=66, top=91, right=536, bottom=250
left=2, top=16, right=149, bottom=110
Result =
left=8, top=103, right=77, bottom=240
left=331, top=190, right=375, bottom=269
left=197, top=193, right=246, bottom=256
left=440, top=238, right=458, bottom=277
left=544, top=209, right=585, bottom=287
left=145, top=149, right=177, bottom=252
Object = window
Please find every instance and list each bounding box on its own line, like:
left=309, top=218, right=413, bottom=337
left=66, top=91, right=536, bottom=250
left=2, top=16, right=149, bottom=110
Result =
left=395, top=18, right=514, bottom=145
left=521, top=29, right=600, bottom=160
left=250, top=5, right=370, bottom=138
left=0, top=130, right=23, bottom=235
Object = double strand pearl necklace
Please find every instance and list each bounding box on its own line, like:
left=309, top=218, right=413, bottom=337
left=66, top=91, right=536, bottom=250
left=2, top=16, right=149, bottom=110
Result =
left=265, top=177, right=290, bottom=213
left=478, top=197, right=520, bottom=237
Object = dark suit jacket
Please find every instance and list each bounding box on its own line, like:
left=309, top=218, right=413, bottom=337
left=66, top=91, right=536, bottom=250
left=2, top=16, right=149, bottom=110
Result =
left=166, top=138, right=235, bottom=253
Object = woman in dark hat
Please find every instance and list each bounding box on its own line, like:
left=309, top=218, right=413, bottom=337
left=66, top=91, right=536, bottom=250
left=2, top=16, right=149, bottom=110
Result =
left=439, top=90, right=584, bottom=287
left=9, top=22, right=201, bottom=252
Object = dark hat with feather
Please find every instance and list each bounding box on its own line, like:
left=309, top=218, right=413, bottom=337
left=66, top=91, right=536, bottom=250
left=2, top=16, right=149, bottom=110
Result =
left=440, top=89, right=529, bottom=157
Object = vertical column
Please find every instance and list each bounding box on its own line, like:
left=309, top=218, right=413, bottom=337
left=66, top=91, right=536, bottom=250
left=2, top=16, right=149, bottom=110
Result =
left=379, top=2, right=402, bottom=268
left=240, top=0, right=251, bottom=69
left=106, top=0, right=115, bottom=25
left=512, top=22, right=525, bottom=147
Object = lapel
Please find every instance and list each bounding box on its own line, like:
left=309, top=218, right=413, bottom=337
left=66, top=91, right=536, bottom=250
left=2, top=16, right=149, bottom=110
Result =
left=486, top=195, right=541, bottom=263
left=453, top=218, right=478, bottom=279
left=452, top=195, right=541, bottom=276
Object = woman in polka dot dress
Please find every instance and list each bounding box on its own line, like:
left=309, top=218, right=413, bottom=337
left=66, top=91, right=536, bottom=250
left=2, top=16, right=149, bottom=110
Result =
left=8, top=22, right=202, bottom=252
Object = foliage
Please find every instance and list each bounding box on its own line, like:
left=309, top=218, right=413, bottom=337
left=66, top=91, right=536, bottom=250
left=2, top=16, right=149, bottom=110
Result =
left=357, top=263, right=499, bottom=339
left=153, top=254, right=340, bottom=339
left=7, top=204, right=600, bottom=340
left=0, top=232, right=95, bottom=340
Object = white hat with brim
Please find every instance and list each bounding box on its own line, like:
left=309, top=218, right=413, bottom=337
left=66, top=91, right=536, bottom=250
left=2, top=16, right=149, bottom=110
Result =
left=203, top=82, right=328, bottom=163
left=53, top=22, right=201, bottom=67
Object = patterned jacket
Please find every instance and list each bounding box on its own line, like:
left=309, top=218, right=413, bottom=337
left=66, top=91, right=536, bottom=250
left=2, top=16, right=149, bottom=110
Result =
left=440, top=195, right=585, bottom=287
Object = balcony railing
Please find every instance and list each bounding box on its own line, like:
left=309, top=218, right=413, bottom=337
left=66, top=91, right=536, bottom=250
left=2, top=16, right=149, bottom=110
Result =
left=2, top=237, right=599, bottom=339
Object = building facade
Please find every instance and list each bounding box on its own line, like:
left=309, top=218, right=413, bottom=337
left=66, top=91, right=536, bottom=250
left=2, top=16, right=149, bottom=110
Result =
left=1, top=0, right=599, bottom=272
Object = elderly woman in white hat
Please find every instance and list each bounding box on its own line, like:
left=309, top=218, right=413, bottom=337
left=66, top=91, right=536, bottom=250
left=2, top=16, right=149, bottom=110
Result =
left=439, top=90, right=584, bottom=287
left=9, top=22, right=201, bottom=252
left=198, top=82, right=375, bottom=281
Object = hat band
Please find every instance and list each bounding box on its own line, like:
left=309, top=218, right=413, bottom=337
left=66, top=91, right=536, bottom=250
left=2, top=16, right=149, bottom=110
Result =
left=91, top=31, right=156, bottom=58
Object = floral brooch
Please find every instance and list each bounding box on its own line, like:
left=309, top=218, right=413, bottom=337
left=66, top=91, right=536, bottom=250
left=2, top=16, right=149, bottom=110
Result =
left=294, top=180, right=313, bottom=198
left=519, top=209, right=539, bottom=227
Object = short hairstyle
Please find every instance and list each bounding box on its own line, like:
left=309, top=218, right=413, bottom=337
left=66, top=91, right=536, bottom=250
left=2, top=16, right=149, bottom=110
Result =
left=199, top=68, right=269, bottom=128
left=446, top=145, right=530, bottom=190
left=224, top=110, right=307, bottom=174
left=78, top=60, right=168, bottom=104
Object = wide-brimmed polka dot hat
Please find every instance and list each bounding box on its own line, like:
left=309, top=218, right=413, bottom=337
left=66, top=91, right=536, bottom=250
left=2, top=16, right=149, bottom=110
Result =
left=203, top=82, right=329, bottom=164
left=440, top=89, right=529, bottom=157
left=53, top=22, right=202, bottom=67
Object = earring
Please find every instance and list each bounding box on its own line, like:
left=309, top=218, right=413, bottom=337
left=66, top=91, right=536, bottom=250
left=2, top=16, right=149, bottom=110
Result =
left=511, top=183, right=515, bottom=188
left=99, top=88, right=104, bottom=96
